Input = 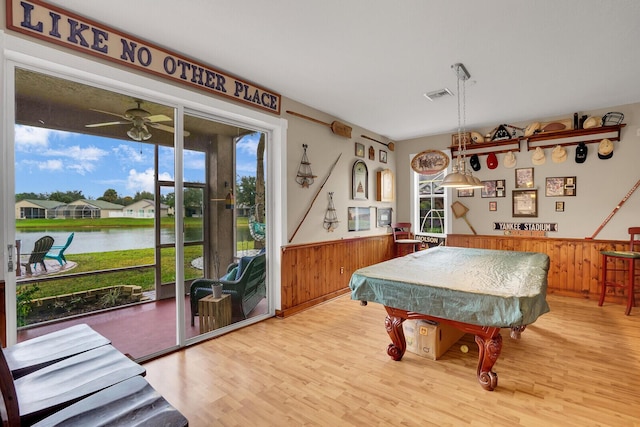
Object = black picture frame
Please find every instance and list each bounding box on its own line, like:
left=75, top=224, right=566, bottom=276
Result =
left=352, top=160, right=368, bottom=200
left=380, top=149, right=387, bottom=163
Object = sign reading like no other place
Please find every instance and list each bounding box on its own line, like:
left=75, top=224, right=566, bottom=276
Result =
left=7, top=0, right=281, bottom=115
left=493, top=222, right=558, bottom=237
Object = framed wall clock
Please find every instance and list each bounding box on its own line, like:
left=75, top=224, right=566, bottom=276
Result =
left=411, top=150, right=449, bottom=175
left=352, top=160, right=368, bottom=200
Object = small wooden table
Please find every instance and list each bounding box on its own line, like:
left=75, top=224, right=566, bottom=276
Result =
left=198, top=294, right=232, bottom=333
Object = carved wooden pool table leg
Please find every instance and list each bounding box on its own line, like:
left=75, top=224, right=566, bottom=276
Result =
left=384, top=314, right=406, bottom=361
left=474, top=331, right=502, bottom=391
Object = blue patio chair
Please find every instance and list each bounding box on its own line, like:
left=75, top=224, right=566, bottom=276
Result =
left=45, top=232, right=74, bottom=266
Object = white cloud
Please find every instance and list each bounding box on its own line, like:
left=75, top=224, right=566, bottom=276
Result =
left=183, top=150, right=205, bottom=170
left=112, top=144, right=145, bottom=163
left=14, top=126, right=55, bottom=151
left=127, top=168, right=173, bottom=193
left=237, top=132, right=261, bottom=156
left=38, top=159, right=64, bottom=171
left=46, top=145, right=108, bottom=161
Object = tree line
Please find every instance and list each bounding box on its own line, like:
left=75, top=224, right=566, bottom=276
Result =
left=16, top=175, right=257, bottom=209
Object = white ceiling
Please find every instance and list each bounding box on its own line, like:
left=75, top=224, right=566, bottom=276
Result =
left=47, top=0, right=640, bottom=141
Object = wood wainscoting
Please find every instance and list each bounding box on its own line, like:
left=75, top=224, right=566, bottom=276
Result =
left=447, top=234, right=631, bottom=303
left=278, top=235, right=395, bottom=317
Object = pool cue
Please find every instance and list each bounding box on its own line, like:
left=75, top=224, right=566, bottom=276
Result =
left=289, top=153, right=342, bottom=243
left=587, top=177, right=640, bottom=240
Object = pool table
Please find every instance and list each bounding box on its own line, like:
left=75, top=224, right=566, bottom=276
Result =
left=349, top=246, right=550, bottom=391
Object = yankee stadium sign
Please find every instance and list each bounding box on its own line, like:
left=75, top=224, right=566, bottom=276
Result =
left=6, top=0, right=281, bottom=114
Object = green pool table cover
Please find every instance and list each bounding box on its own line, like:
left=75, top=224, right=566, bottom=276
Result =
left=349, top=246, right=550, bottom=327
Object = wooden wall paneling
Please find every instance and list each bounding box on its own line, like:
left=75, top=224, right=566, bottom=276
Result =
left=446, top=234, right=630, bottom=306
left=278, top=235, right=394, bottom=317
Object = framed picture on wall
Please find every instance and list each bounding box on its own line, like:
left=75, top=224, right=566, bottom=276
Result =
left=377, top=207, right=392, bottom=227
left=380, top=150, right=387, bottom=163
left=515, top=168, right=534, bottom=189
left=545, top=176, right=577, bottom=197
left=512, top=189, right=538, bottom=217
left=481, top=180, right=497, bottom=198
left=348, top=207, right=371, bottom=231
left=355, top=142, right=365, bottom=158
left=457, top=188, right=474, bottom=197
left=352, top=160, right=368, bottom=200
left=489, top=201, right=497, bottom=211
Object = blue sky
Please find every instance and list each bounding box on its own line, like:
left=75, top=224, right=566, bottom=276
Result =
left=14, top=125, right=259, bottom=200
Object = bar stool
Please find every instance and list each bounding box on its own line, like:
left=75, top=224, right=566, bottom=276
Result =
left=599, top=227, right=640, bottom=315
left=391, top=223, right=422, bottom=258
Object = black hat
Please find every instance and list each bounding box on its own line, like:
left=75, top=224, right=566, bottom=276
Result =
left=470, top=154, right=481, bottom=171
left=575, top=142, right=588, bottom=163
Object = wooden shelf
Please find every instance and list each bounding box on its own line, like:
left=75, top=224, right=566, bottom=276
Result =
left=525, top=124, right=626, bottom=151
left=450, top=124, right=626, bottom=157
left=450, top=138, right=521, bottom=157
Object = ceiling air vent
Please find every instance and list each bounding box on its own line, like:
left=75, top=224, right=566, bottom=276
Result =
left=423, top=88, right=453, bottom=101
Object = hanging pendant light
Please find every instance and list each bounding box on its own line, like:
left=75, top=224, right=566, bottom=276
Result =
left=441, top=63, right=482, bottom=189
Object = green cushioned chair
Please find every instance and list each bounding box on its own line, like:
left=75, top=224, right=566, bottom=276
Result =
left=190, top=253, right=266, bottom=326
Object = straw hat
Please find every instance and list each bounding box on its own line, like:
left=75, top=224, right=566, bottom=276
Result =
left=470, top=131, right=484, bottom=143
left=583, top=116, right=601, bottom=129
left=531, top=147, right=546, bottom=165
left=503, top=151, right=516, bottom=168
left=598, top=139, right=614, bottom=159
left=524, top=122, right=541, bottom=137
left=551, top=145, right=567, bottom=163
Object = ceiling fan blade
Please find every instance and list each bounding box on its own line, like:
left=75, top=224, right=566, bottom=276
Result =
left=85, top=121, right=130, bottom=128
left=89, top=108, right=128, bottom=120
left=146, top=114, right=172, bottom=123
left=148, top=122, right=191, bottom=136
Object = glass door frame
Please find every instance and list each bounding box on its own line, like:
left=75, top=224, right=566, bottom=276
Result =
left=1, top=32, right=285, bottom=349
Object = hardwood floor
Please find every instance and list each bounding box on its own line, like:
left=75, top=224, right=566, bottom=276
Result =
left=143, top=294, right=640, bottom=426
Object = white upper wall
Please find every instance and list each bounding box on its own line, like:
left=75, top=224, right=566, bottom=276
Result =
left=396, top=102, right=640, bottom=241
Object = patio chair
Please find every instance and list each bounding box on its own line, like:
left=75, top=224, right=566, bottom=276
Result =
left=0, top=343, right=146, bottom=425
left=20, top=235, right=54, bottom=275
left=5, top=323, right=110, bottom=379
left=44, top=232, right=74, bottom=266
left=190, top=252, right=266, bottom=325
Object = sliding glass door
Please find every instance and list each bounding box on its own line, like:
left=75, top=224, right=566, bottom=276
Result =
left=11, top=66, right=272, bottom=358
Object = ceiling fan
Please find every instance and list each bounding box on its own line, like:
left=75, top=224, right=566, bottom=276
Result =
left=85, top=100, right=190, bottom=141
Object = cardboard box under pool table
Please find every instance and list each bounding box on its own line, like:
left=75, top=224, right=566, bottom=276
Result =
left=402, top=319, right=466, bottom=360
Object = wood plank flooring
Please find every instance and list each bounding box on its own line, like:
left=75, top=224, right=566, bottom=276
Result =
left=144, top=294, right=640, bottom=426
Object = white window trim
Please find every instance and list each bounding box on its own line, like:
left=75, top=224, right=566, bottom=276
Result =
left=1, top=31, right=286, bottom=346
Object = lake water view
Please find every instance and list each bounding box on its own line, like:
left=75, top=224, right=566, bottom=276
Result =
left=16, top=227, right=204, bottom=254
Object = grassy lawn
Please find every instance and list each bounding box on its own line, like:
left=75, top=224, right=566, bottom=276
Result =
left=16, top=216, right=204, bottom=229
left=16, top=216, right=255, bottom=298
left=18, top=245, right=204, bottom=299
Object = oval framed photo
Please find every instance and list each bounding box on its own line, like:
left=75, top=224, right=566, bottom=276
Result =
left=411, top=150, right=449, bottom=175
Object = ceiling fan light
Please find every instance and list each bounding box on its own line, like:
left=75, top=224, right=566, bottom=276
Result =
left=127, top=126, right=142, bottom=141
left=141, top=125, right=152, bottom=140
